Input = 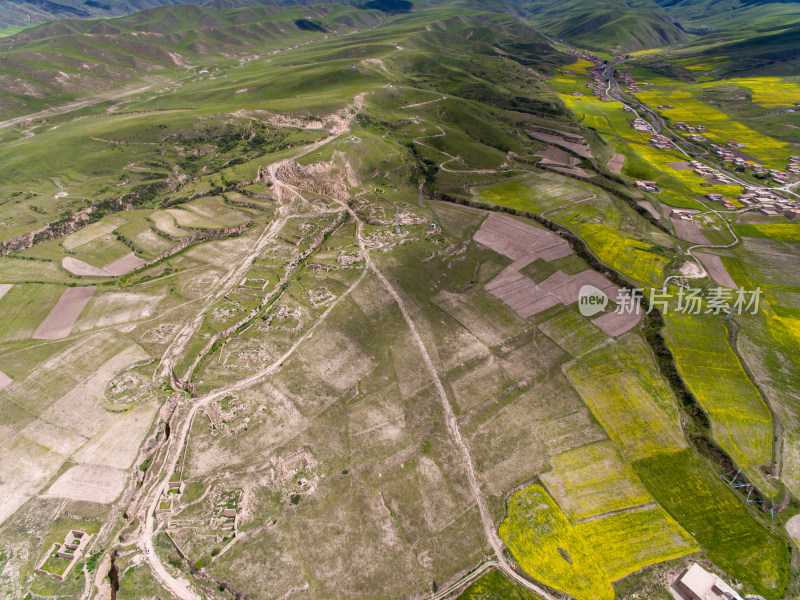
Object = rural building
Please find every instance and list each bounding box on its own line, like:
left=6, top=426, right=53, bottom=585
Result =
left=650, top=135, right=671, bottom=149
left=673, top=564, right=743, bottom=600
left=34, top=530, right=91, bottom=581
left=705, top=193, right=725, bottom=202
left=636, top=181, right=659, bottom=192
left=671, top=208, right=694, bottom=218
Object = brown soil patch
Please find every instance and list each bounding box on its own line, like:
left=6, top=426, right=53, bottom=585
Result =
left=486, top=268, right=618, bottom=318
left=61, top=256, right=111, bottom=277
left=538, top=144, right=570, bottom=166
left=592, top=309, right=640, bottom=337
left=666, top=162, right=693, bottom=170
left=670, top=218, right=710, bottom=244
left=0, top=283, right=13, bottom=301
left=33, top=286, right=96, bottom=339
left=608, top=153, right=625, bottom=174
left=104, top=252, right=145, bottom=275
left=695, top=252, right=739, bottom=289
left=474, top=213, right=571, bottom=265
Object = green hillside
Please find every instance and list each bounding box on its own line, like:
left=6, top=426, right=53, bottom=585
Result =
left=522, top=0, right=687, bottom=52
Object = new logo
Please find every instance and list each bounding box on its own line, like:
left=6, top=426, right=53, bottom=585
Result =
left=578, top=285, right=608, bottom=317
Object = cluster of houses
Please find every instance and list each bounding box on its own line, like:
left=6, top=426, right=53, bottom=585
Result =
left=632, top=117, right=653, bottom=133
left=671, top=208, right=696, bottom=221
left=704, top=193, right=736, bottom=210
left=687, top=161, right=734, bottom=185
left=703, top=187, right=798, bottom=215
left=675, top=122, right=707, bottom=135
left=650, top=135, right=672, bottom=149
left=618, top=70, right=639, bottom=93
left=674, top=122, right=709, bottom=142
left=586, top=66, right=612, bottom=101
left=629, top=117, right=673, bottom=148
left=563, top=48, right=616, bottom=101
left=736, top=188, right=798, bottom=216
left=705, top=144, right=796, bottom=183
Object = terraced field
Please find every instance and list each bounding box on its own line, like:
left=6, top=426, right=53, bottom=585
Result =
left=0, top=3, right=799, bottom=600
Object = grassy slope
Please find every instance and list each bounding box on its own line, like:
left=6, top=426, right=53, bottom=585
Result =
left=523, top=0, right=686, bottom=52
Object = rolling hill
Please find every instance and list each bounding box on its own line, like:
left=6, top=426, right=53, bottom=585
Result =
left=520, top=0, right=687, bottom=52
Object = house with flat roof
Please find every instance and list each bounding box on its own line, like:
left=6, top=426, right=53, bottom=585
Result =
left=672, top=564, right=743, bottom=600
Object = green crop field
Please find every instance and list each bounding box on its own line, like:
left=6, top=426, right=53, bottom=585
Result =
left=457, top=569, right=543, bottom=600
left=734, top=224, right=800, bottom=243
left=634, top=450, right=790, bottom=598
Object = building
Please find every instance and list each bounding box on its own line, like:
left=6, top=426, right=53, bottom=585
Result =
left=759, top=206, right=782, bottom=216
left=784, top=208, right=800, bottom=220
left=34, top=530, right=91, bottom=581
left=650, top=136, right=671, bottom=149
left=673, top=564, right=743, bottom=600
left=706, top=193, right=725, bottom=202
left=635, top=180, right=659, bottom=192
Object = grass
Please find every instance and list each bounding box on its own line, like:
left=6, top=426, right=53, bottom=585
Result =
left=457, top=568, right=543, bottom=600
left=634, top=450, right=790, bottom=598
left=499, top=484, right=614, bottom=600
left=734, top=223, right=800, bottom=243
left=537, top=306, right=609, bottom=357
left=0, top=284, right=64, bottom=342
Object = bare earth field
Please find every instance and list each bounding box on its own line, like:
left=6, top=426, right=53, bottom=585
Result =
left=671, top=218, right=711, bottom=244
left=608, top=153, right=625, bottom=174
left=104, top=252, right=146, bottom=275
left=61, top=257, right=111, bottom=277
left=695, top=252, right=739, bottom=289
left=43, top=463, right=129, bottom=504
left=32, top=286, right=96, bottom=339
